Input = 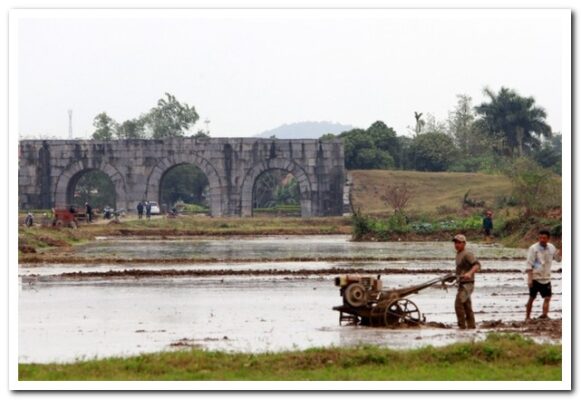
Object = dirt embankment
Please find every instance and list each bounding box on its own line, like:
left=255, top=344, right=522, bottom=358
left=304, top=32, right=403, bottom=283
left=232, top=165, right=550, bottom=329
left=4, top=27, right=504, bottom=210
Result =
left=19, top=253, right=527, bottom=265
left=352, top=229, right=483, bottom=243
left=21, top=266, right=529, bottom=282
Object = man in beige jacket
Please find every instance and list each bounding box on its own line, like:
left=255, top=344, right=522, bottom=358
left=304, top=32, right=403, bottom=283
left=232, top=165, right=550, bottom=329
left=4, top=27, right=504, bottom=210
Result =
left=525, top=229, right=562, bottom=321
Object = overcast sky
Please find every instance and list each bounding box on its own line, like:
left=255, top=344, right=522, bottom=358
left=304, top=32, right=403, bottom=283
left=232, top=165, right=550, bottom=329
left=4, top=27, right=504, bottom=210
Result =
left=16, top=9, right=566, bottom=139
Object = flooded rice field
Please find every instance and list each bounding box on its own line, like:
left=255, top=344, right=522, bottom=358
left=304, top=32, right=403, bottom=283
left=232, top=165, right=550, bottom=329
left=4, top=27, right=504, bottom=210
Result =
left=19, top=237, right=560, bottom=364
left=76, top=235, right=526, bottom=260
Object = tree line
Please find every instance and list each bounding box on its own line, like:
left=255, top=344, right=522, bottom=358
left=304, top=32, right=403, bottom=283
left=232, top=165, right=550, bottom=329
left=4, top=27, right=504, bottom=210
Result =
left=322, top=87, right=562, bottom=175
left=91, top=93, right=206, bottom=140
left=89, top=87, right=562, bottom=177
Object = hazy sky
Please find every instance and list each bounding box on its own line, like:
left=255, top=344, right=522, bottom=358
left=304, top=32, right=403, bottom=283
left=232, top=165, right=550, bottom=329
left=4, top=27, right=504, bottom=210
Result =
left=16, top=10, right=566, bottom=139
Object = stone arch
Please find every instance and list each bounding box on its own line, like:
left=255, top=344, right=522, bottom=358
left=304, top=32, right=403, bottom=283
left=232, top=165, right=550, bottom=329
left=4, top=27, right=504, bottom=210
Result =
left=240, top=158, right=312, bottom=217
left=145, top=154, right=223, bottom=217
left=54, top=160, right=128, bottom=209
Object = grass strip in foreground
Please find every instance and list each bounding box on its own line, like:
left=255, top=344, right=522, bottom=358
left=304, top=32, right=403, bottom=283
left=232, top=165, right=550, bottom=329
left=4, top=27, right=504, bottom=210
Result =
left=19, top=333, right=561, bottom=381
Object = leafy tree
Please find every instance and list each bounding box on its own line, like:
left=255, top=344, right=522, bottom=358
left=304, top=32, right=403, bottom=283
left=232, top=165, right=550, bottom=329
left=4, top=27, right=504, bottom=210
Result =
left=341, top=128, right=395, bottom=170
left=193, top=130, right=210, bottom=138
left=366, top=121, right=399, bottom=152
left=395, top=136, right=415, bottom=170
left=253, top=170, right=299, bottom=208
left=160, top=164, right=209, bottom=209
left=448, top=94, right=475, bottom=152
left=320, top=133, right=336, bottom=141
left=116, top=118, right=145, bottom=139
left=143, top=93, right=200, bottom=138
left=73, top=170, right=116, bottom=209
left=411, top=132, right=458, bottom=171
left=475, top=87, right=552, bottom=157
left=336, top=122, right=399, bottom=170
left=423, top=113, right=448, bottom=135
left=91, top=112, right=117, bottom=140
left=532, top=134, right=562, bottom=175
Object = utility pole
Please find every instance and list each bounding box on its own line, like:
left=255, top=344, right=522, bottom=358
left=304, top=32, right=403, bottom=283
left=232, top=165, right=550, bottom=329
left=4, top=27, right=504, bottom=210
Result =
left=204, top=118, right=211, bottom=135
left=68, top=109, right=73, bottom=139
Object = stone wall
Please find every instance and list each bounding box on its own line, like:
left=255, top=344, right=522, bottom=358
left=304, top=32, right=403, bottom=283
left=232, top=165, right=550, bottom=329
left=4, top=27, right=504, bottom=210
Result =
left=18, top=137, right=345, bottom=217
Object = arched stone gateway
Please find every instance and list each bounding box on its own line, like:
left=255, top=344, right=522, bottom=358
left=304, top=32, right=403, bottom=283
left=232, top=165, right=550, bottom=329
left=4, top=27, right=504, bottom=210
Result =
left=53, top=160, right=128, bottom=209
left=18, top=138, right=345, bottom=217
left=240, top=158, right=312, bottom=217
left=145, top=154, right=223, bottom=217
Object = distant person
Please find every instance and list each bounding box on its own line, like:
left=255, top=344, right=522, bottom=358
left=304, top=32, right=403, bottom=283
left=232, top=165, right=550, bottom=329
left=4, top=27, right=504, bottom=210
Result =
left=145, top=201, right=152, bottom=220
left=137, top=201, right=144, bottom=219
left=482, top=210, right=493, bottom=240
left=452, top=234, right=481, bottom=330
left=525, top=229, right=562, bottom=321
left=25, top=210, right=34, bottom=227
left=85, top=202, right=93, bottom=223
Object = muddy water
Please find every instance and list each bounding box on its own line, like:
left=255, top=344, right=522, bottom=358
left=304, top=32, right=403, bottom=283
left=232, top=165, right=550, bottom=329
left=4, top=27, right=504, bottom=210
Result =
left=19, top=238, right=556, bottom=363
left=75, top=235, right=526, bottom=260
left=19, top=269, right=561, bottom=363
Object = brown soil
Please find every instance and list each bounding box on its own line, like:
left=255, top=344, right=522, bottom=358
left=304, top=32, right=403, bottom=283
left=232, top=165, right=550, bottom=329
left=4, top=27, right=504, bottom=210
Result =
left=18, top=253, right=527, bottom=265
left=479, top=318, right=562, bottom=339
left=18, top=245, right=36, bottom=254
left=36, top=236, right=70, bottom=247
left=354, top=230, right=482, bottom=242
left=114, top=227, right=351, bottom=237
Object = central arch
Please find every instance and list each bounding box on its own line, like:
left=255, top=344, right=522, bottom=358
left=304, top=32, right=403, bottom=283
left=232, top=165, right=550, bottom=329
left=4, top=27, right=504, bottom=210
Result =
left=240, top=158, right=312, bottom=217
left=145, top=154, right=223, bottom=216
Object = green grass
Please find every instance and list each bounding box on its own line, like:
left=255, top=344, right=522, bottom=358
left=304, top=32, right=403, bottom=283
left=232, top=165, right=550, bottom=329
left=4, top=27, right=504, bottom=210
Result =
left=19, top=334, right=561, bottom=381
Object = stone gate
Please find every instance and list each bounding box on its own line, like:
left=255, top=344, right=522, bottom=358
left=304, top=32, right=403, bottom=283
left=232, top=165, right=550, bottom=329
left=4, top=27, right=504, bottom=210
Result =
left=18, top=137, right=345, bottom=217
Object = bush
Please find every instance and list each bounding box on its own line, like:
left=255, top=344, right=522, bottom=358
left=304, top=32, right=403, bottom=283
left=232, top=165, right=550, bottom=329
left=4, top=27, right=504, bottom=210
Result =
left=386, top=212, right=409, bottom=232
left=351, top=212, right=374, bottom=240
left=505, top=158, right=561, bottom=216
left=411, top=222, right=434, bottom=234
left=179, top=203, right=209, bottom=214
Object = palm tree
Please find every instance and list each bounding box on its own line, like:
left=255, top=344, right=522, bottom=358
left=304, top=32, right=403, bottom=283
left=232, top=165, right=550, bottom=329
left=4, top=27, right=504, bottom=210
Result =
left=475, top=87, right=552, bottom=157
left=414, top=112, right=425, bottom=136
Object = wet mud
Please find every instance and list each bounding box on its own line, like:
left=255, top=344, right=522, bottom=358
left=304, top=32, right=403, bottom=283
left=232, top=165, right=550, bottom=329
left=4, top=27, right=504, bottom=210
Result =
left=18, top=237, right=562, bottom=364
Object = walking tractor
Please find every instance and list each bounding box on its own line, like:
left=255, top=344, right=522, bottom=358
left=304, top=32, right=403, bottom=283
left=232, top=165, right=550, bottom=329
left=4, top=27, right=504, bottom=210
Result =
left=333, top=273, right=457, bottom=327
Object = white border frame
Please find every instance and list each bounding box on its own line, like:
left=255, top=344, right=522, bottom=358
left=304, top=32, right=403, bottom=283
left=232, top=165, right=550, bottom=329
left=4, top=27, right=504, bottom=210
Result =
left=8, top=7, right=572, bottom=391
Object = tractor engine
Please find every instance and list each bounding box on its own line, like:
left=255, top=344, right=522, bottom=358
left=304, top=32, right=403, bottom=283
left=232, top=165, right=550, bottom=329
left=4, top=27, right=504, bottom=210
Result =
left=334, top=274, right=383, bottom=308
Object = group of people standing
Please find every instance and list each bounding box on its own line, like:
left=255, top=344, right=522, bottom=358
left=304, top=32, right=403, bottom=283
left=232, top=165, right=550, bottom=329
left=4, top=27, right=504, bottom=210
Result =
left=452, top=229, right=562, bottom=330
left=136, top=201, right=152, bottom=220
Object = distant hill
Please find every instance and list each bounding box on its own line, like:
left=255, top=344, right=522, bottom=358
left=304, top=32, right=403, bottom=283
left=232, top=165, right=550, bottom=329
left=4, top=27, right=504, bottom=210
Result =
left=255, top=121, right=353, bottom=139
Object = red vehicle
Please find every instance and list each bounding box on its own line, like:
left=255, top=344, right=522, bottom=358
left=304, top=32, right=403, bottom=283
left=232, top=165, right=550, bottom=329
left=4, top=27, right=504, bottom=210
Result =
left=51, top=208, right=79, bottom=228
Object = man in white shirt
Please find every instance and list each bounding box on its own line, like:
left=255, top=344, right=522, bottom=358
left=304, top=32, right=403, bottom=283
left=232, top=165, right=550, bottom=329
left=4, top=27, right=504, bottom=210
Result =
left=525, top=229, right=562, bottom=321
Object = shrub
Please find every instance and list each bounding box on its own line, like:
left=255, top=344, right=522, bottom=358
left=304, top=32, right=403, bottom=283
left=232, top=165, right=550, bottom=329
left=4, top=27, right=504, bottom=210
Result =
left=351, top=211, right=374, bottom=240
left=505, top=158, right=561, bottom=216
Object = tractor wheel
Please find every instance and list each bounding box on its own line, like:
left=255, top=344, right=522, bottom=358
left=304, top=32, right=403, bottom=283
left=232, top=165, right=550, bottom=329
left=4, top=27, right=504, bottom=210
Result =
left=384, top=299, right=422, bottom=327
left=69, top=220, right=78, bottom=229
left=343, top=283, right=368, bottom=308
